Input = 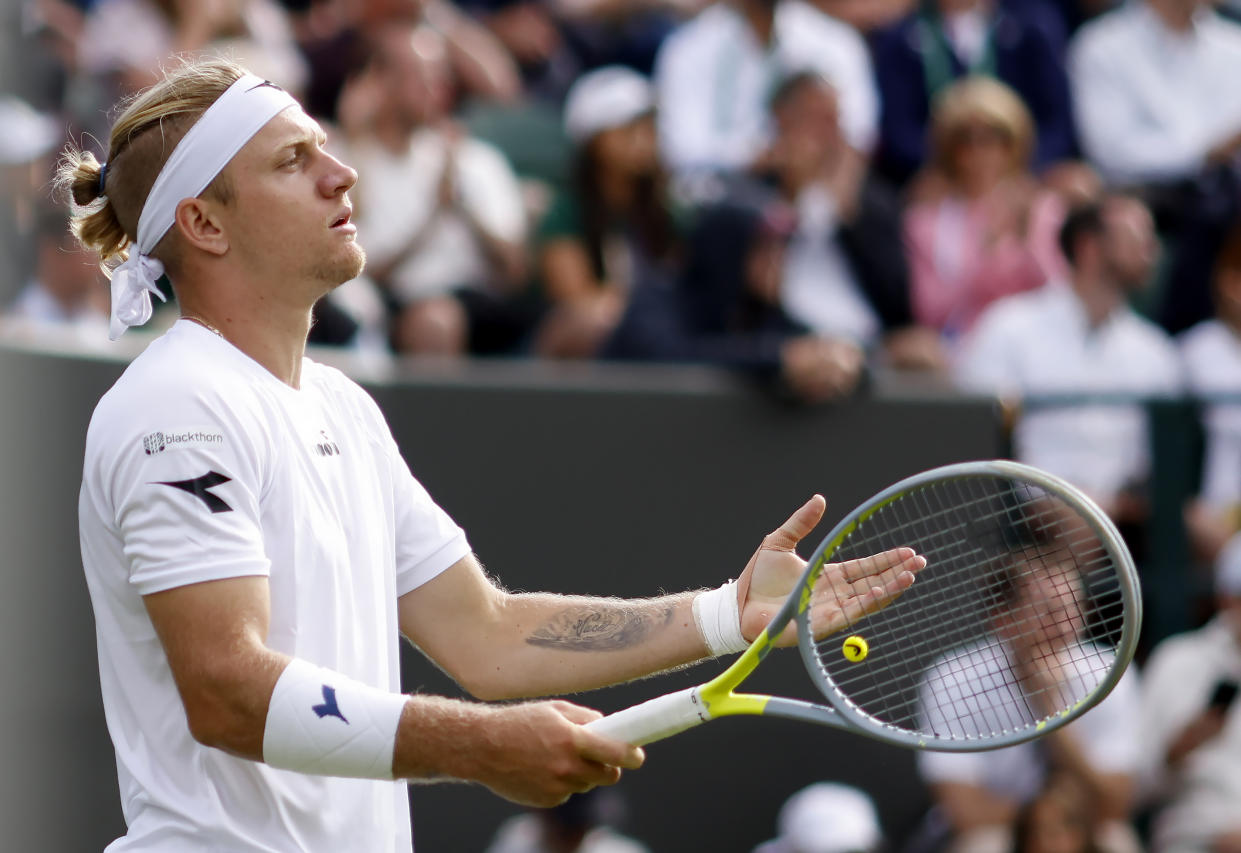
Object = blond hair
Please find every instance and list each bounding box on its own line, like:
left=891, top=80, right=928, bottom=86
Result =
left=54, top=58, right=246, bottom=277
left=929, top=76, right=1036, bottom=179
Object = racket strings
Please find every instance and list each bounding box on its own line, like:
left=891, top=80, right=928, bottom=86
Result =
left=805, top=474, right=1126, bottom=743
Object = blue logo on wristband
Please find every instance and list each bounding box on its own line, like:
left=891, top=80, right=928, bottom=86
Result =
left=312, top=685, right=349, bottom=724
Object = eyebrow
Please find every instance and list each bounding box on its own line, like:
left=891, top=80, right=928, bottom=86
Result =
left=273, top=126, right=328, bottom=160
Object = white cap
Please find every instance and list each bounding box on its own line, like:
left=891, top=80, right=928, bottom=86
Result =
left=1217, top=532, right=1241, bottom=597
left=0, top=97, right=60, bottom=165
left=776, top=783, right=881, bottom=853
left=563, top=66, right=654, bottom=144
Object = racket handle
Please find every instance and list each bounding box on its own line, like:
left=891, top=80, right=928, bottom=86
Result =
left=584, top=687, right=711, bottom=746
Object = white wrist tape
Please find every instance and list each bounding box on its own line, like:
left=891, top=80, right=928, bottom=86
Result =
left=693, top=580, right=749, bottom=657
left=263, top=658, right=408, bottom=779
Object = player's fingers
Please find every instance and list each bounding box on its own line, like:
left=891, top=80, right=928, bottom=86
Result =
left=763, top=494, right=827, bottom=552
left=577, top=728, right=646, bottom=770
left=829, top=547, right=921, bottom=584
left=809, top=566, right=918, bottom=636
left=550, top=700, right=604, bottom=725
left=841, top=551, right=925, bottom=600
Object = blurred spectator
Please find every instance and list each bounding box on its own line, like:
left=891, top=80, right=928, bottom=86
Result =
left=1181, top=225, right=1241, bottom=563
left=535, top=65, right=681, bottom=358
left=764, top=70, right=946, bottom=370
left=458, top=0, right=699, bottom=100
left=604, top=197, right=867, bottom=404
left=905, top=77, right=1067, bottom=343
left=1069, top=0, right=1241, bottom=190
left=338, top=23, right=531, bottom=355
left=0, top=95, right=62, bottom=309
left=1069, top=0, right=1241, bottom=334
left=811, top=0, right=914, bottom=32
left=296, top=0, right=521, bottom=123
left=955, top=196, right=1181, bottom=528
left=753, top=782, right=883, bottom=853
left=652, top=0, right=878, bottom=181
left=77, top=0, right=308, bottom=97
left=486, top=789, right=650, bottom=853
left=1138, top=533, right=1241, bottom=853
left=1012, top=774, right=1103, bottom=853
left=871, top=0, right=1077, bottom=187
left=916, top=548, right=1141, bottom=853
left=4, top=206, right=109, bottom=338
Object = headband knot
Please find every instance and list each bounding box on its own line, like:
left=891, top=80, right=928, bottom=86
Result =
left=106, top=73, right=297, bottom=340
left=97, top=161, right=108, bottom=197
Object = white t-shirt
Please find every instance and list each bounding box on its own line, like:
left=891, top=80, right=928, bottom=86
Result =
left=79, top=320, right=470, bottom=852
left=1179, top=319, right=1241, bottom=509
left=917, top=639, right=1142, bottom=804
left=955, top=281, right=1182, bottom=501
left=347, top=129, right=527, bottom=304
left=1069, top=2, right=1241, bottom=184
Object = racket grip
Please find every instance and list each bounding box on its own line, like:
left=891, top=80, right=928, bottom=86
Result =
left=584, top=687, right=711, bottom=746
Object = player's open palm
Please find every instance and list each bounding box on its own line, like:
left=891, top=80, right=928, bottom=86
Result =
left=738, top=496, right=922, bottom=646
left=468, top=700, right=644, bottom=808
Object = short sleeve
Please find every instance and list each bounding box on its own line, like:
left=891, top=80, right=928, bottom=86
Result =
left=1076, top=666, right=1142, bottom=774
left=390, top=450, right=471, bottom=597
left=107, top=397, right=272, bottom=596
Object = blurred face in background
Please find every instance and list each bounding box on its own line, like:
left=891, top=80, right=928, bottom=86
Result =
left=1100, top=197, right=1157, bottom=292
left=38, top=225, right=104, bottom=309
left=993, top=560, right=1085, bottom=658
left=588, top=113, right=659, bottom=181
left=947, top=117, right=1018, bottom=195
left=772, top=76, right=844, bottom=160
left=376, top=27, right=453, bottom=125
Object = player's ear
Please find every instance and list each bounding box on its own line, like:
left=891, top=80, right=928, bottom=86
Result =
left=174, top=197, right=229, bottom=257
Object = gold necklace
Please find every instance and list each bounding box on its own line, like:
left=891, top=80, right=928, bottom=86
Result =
left=183, top=315, right=224, bottom=338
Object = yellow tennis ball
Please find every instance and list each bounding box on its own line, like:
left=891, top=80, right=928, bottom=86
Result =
left=842, top=635, right=869, bottom=662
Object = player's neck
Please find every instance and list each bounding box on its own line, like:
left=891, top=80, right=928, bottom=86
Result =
left=179, top=284, right=313, bottom=389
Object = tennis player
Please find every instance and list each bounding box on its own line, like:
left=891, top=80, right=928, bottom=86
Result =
left=62, top=58, right=921, bottom=852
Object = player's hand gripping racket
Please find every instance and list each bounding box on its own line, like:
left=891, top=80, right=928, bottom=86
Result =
left=586, top=460, right=1141, bottom=751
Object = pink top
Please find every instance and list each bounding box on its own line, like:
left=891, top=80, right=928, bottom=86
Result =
left=905, top=189, right=1068, bottom=340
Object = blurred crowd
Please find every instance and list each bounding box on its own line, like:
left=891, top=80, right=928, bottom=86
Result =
left=6, top=0, right=1241, bottom=850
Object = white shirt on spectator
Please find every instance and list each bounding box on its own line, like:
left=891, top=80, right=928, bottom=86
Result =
left=347, top=129, right=526, bottom=305
left=78, top=0, right=308, bottom=95
left=1139, top=615, right=1241, bottom=852
left=653, top=0, right=877, bottom=175
left=917, top=638, right=1142, bottom=805
left=1180, top=319, right=1241, bottom=510
left=781, top=184, right=880, bottom=345
left=955, top=281, right=1182, bottom=502
left=1069, top=1, right=1241, bottom=185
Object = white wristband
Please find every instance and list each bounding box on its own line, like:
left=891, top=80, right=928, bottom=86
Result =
left=263, top=658, right=408, bottom=779
left=693, top=580, right=748, bottom=657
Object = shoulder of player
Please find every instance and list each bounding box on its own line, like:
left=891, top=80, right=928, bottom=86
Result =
left=86, top=335, right=272, bottom=459
left=971, top=287, right=1052, bottom=338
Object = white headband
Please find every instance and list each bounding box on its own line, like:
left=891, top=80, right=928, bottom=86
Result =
left=107, top=73, right=298, bottom=340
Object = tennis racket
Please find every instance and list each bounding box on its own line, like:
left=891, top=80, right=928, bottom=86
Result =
left=586, top=459, right=1141, bottom=751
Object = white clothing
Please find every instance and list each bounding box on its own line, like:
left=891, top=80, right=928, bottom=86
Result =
left=1139, top=616, right=1241, bottom=852
left=7, top=280, right=109, bottom=337
left=79, top=320, right=470, bottom=852
left=78, top=0, right=308, bottom=95
left=347, top=129, right=527, bottom=304
left=486, top=814, right=651, bottom=853
left=955, top=281, right=1182, bottom=501
left=1069, top=2, right=1241, bottom=184
left=653, top=0, right=878, bottom=174
left=917, top=638, right=1142, bottom=805
left=1180, top=319, right=1241, bottom=509
left=781, top=184, right=880, bottom=345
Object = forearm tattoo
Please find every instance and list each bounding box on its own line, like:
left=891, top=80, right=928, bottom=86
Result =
left=527, top=603, right=677, bottom=651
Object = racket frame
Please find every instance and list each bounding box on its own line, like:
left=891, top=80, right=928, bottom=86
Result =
left=588, top=460, right=1142, bottom=750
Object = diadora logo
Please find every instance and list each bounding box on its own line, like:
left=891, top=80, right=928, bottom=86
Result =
left=312, top=685, right=349, bottom=724
left=141, top=428, right=224, bottom=456
left=312, top=430, right=342, bottom=458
